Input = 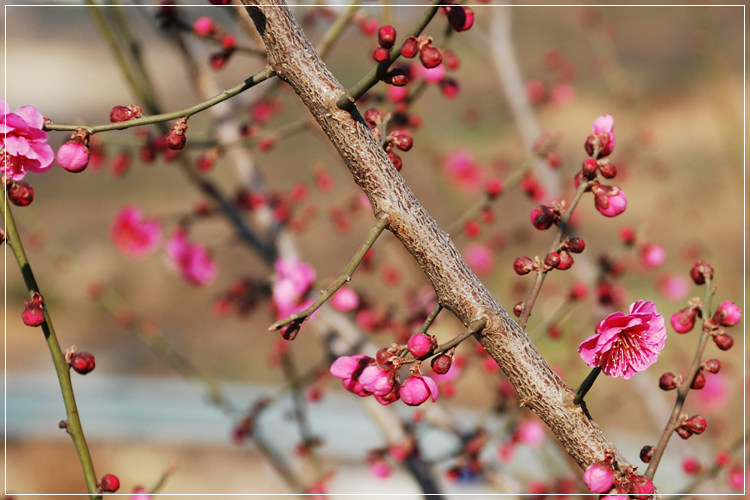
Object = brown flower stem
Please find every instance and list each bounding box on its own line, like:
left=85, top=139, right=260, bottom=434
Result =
left=518, top=179, right=591, bottom=329
left=645, top=278, right=715, bottom=480
left=269, top=214, right=390, bottom=331
left=572, top=366, right=602, bottom=406
left=335, top=0, right=443, bottom=110
left=1, top=201, right=101, bottom=499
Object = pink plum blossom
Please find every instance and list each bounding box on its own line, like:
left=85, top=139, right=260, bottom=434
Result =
left=399, top=374, right=438, bottom=406
left=272, top=256, right=316, bottom=319
left=1, top=99, right=55, bottom=180
left=696, top=372, right=729, bottom=412
left=728, top=466, right=746, bottom=490
left=417, top=63, right=446, bottom=84
left=583, top=460, right=614, bottom=493
left=330, top=286, right=360, bottom=312
left=57, top=139, right=90, bottom=173
left=670, top=307, right=697, bottom=334
left=578, top=300, right=666, bottom=379
left=514, top=419, right=545, bottom=447
left=358, top=365, right=397, bottom=396
left=110, top=206, right=162, bottom=258
left=329, top=354, right=372, bottom=396
left=165, top=229, right=217, bottom=286
left=368, top=458, right=392, bottom=479
left=407, top=333, right=435, bottom=358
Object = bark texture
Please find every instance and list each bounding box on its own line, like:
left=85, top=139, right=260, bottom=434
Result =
left=242, top=0, right=630, bottom=471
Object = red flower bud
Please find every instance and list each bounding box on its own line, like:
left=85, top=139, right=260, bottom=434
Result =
left=109, top=104, right=142, bottom=123
left=419, top=45, right=442, bottom=69
left=383, top=68, right=409, bottom=86
left=390, top=130, right=413, bottom=151
left=400, top=36, right=419, bottom=58
left=690, top=369, right=706, bottom=389
left=431, top=353, right=453, bottom=374
left=703, top=358, right=721, bottom=373
left=567, top=237, right=585, bottom=253
left=544, top=252, right=561, bottom=269
left=444, top=5, right=474, bottom=32
left=690, top=261, right=714, bottom=285
left=388, top=150, right=402, bottom=171
left=70, top=352, right=96, bottom=375
left=99, top=473, right=120, bottom=493
left=165, top=118, right=188, bottom=151
left=486, top=178, right=503, bottom=198
left=556, top=251, right=574, bottom=270
left=713, top=333, right=734, bottom=351
left=684, top=415, right=706, bottom=435
left=377, top=25, right=397, bottom=49
left=639, top=445, right=655, bottom=463
left=529, top=204, right=558, bottom=230
left=513, top=302, right=524, bottom=317
left=659, top=372, right=678, bottom=390
left=513, top=256, right=535, bottom=275
left=7, top=181, right=34, bottom=207
left=372, top=47, right=390, bottom=63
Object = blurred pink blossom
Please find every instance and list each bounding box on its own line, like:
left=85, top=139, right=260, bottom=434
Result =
left=272, top=256, right=315, bottom=318
left=1, top=99, right=55, bottom=180
left=578, top=300, right=666, bottom=379
left=592, top=114, right=616, bottom=151
left=657, top=274, right=690, bottom=301
left=464, top=242, right=495, bottom=276
left=418, top=63, right=446, bottom=83
left=640, top=243, right=666, bottom=268
left=369, top=458, right=392, bottom=479
left=696, top=372, right=730, bottom=412
left=330, top=286, right=359, bottom=312
left=443, top=149, right=483, bottom=191
left=728, top=466, right=746, bottom=490
left=515, top=419, right=546, bottom=447
left=165, top=229, right=217, bottom=286
left=110, top=206, right=162, bottom=258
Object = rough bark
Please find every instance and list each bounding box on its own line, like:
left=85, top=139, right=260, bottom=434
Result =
left=241, top=0, right=630, bottom=471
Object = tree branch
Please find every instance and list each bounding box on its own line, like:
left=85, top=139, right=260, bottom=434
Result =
left=240, top=0, right=631, bottom=472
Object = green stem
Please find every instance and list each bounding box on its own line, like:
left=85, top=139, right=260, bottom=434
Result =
left=269, top=215, right=389, bottom=331
left=45, top=68, right=275, bottom=134
left=573, top=366, right=602, bottom=406
left=2, top=200, right=101, bottom=499
left=417, top=303, right=443, bottom=334
left=316, top=1, right=361, bottom=60
left=336, top=0, right=443, bottom=110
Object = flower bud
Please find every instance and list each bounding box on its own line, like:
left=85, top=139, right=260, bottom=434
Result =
left=592, top=184, right=627, bottom=217
left=407, top=333, right=436, bottom=358
left=377, top=25, right=397, bottom=49
left=659, top=372, right=679, bottom=390
left=400, top=36, right=419, bottom=58
left=70, top=352, right=96, bottom=375
left=703, top=358, right=721, bottom=374
left=712, top=301, right=742, bottom=326
left=7, top=181, right=34, bottom=207
left=57, top=130, right=91, bottom=173
left=713, top=333, right=734, bottom=351
left=390, top=130, right=413, bottom=152
left=684, top=415, right=707, bottom=435
left=567, top=237, right=585, bottom=253
left=363, top=108, right=383, bottom=129
left=109, top=104, right=142, bottom=123
left=486, top=178, right=503, bottom=198
left=671, top=307, right=697, bottom=333
left=639, top=445, right=654, bottom=463
left=22, top=295, right=44, bottom=327
left=582, top=158, right=598, bottom=178
left=556, top=251, right=574, bottom=270
left=690, top=261, right=713, bottom=285
left=99, top=473, right=120, bottom=493
left=444, top=5, right=474, bottom=32
left=431, top=353, right=453, bottom=374
left=598, top=160, right=617, bottom=179
left=383, top=68, right=409, bottom=86
left=513, top=256, right=535, bottom=275
left=419, top=45, right=442, bottom=69
left=629, top=475, right=654, bottom=500
left=372, top=47, right=390, bottom=63
left=690, top=369, right=706, bottom=390
left=583, top=459, right=614, bottom=494
left=165, top=118, right=188, bottom=151
left=193, top=16, right=215, bottom=36
left=399, top=374, right=438, bottom=406
left=387, top=150, right=402, bottom=171
left=513, top=302, right=524, bottom=317
left=676, top=427, right=693, bottom=439
left=544, top=252, right=561, bottom=269
left=530, top=205, right=557, bottom=230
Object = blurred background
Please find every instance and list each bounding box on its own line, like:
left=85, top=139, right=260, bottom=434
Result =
left=3, top=1, right=745, bottom=497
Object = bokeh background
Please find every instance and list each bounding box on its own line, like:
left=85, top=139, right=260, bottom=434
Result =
left=3, top=1, right=745, bottom=497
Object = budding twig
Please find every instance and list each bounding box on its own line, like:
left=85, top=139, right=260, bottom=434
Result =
left=269, top=214, right=390, bottom=331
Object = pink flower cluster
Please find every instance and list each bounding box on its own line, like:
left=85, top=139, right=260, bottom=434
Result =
left=110, top=206, right=162, bottom=258
left=578, top=300, right=666, bottom=379
left=579, top=115, right=628, bottom=218
left=1, top=100, right=54, bottom=180
left=165, top=229, right=217, bottom=286
left=272, top=257, right=316, bottom=319
left=329, top=354, right=438, bottom=407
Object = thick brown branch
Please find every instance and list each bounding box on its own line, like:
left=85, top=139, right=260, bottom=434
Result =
left=241, top=0, right=630, bottom=472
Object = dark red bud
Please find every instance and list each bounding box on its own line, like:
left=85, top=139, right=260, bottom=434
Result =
left=598, top=161, right=617, bottom=179
left=70, top=352, right=96, bottom=375
left=713, top=333, right=734, bottom=351
left=556, top=251, right=574, bottom=270
left=8, top=181, right=34, bottom=207
left=703, top=358, right=721, bottom=373
left=659, top=372, right=678, bottom=390
left=639, top=445, right=655, bottom=463
left=690, top=261, right=714, bottom=285
left=544, top=252, right=561, bottom=269
left=419, top=45, right=442, bottom=69
left=690, top=369, right=706, bottom=390
left=431, top=353, right=453, bottom=374
left=400, top=36, right=419, bottom=58
left=513, top=256, right=535, bottom=275
left=445, top=5, right=474, bottom=32
left=99, top=473, right=120, bottom=493
left=582, top=158, right=598, bottom=178
left=388, top=150, right=402, bottom=171
left=513, top=302, right=524, bottom=317
left=377, top=25, right=397, bottom=49
left=568, top=237, right=585, bottom=253
left=383, top=68, right=409, bottom=86
left=372, top=47, right=390, bottom=63
left=684, top=415, right=707, bottom=435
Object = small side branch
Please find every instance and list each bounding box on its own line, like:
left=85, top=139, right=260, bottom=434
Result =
left=269, top=214, right=390, bottom=331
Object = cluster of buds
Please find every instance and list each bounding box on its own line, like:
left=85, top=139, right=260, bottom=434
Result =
left=583, top=452, right=654, bottom=499
left=192, top=16, right=236, bottom=70
left=399, top=35, right=442, bottom=70
left=57, top=128, right=91, bottom=173
left=363, top=108, right=414, bottom=171
left=513, top=236, right=585, bottom=276
left=675, top=414, right=707, bottom=439
left=372, top=25, right=396, bottom=63
left=330, top=335, right=448, bottom=407
left=576, top=115, right=627, bottom=217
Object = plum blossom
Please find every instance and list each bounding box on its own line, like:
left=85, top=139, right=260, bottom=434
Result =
left=399, top=374, right=438, bottom=406
left=443, top=149, right=483, bottom=191
left=583, top=459, right=614, bottom=493
left=640, top=243, right=666, bottom=268
left=591, top=114, right=615, bottom=156
left=329, top=354, right=372, bottom=396
left=165, top=229, right=217, bottom=286
left=272, top=256, right=315, bottom=319
left=712, top=300, right=742, bottom=326
left=464, top=243, right=495, bottom=275
left=330, top=286, right=359, bottom=312
left=578, top=300, right=666, bottom=379
left=1, top=99, right=55, bottom=180
left=110, top=206, right=162, bottom=258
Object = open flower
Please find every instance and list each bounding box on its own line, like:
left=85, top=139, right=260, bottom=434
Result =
left=272, top=256, right=315, bottom=319
left=1, top=99, right=55, bottom=180
left=165, top=229, right=217, bottom=286
left=578, top=300, right=666, bottom=379
left=110, top=206, right=162, bottom=258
